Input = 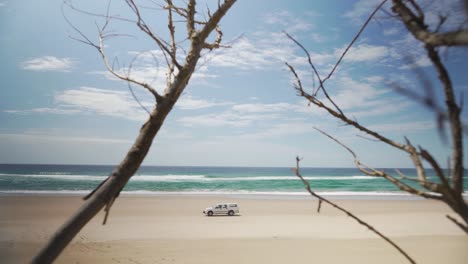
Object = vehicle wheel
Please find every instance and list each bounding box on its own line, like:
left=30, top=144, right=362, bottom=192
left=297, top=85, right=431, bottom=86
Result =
left=208, top=211, right=213, bottom=216
left=228, top=210, right=234, bottom=216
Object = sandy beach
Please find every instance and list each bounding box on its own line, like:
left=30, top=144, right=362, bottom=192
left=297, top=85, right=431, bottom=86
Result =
left=0, top=195, right=467, bottom=263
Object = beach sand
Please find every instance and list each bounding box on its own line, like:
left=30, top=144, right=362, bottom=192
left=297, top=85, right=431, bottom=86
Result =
left=1, top=195, right=467, bottom=263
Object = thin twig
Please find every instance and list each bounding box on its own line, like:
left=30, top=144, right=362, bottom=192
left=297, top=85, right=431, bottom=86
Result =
left=323, top=0, right=388, bottom=83
left=286, top=62, right=410, bottom=154
left=395, top=168, right=440, bottom=187
left=314, top=128, right=444, bottom=200
left=284, top=33, right=344, bottom=116
left=293, top=157, right=416, bottom=264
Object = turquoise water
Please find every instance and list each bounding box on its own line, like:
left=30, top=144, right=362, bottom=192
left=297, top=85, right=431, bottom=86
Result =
left=1, top=164, right=464, bottom=196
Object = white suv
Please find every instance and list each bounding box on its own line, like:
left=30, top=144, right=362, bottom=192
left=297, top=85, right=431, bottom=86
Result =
left=203, top=203, right=239, bottom=216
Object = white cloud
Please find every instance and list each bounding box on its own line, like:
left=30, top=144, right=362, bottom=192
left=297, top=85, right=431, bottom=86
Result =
left=178, top=112, right=279, bottom=127
left=4, top=108, right=80, bottom=115
left=5, top=87, right=153, bottom=121
left=286, top=43, right=390, bottom=74
left=21, top=56, right=75, bottom=72
left=367, top=121, right=434, bottom=133
left=0, top=133, right=133, bottom=144
left=389, top=33, right=432, bottom=69
left=232, top=102, right=310, bottom=114
left=94, top=65, right=167, bottom=94
left=177, top=100, right=318, bottom=128
left=203, top=38, right=286, bottom=70
left=339, top=44, right=389, bottom=62
left=55, top=87, right=151, bottom=120
left=330, top=76, right=384, bottom=110
left=399, top=56, right=432, bottom=70
left=231, top=122, right=318, bottom=140
left=176, top=95, right=232, bottom=110
left=310, top=33, right=327, bottom=43
left=344, top=0, right=387, bottom=24
left=202, top=33, right=311, bottom=71
left=263, top=10, right=314, bottom=33
left=365, top=75, right=385, bottom=84
left=348, top=99, right=412, bottom=118
left=319, top=75, right=414, bottom=118
left=95, top=50, right=217, bottom=90
left=383, top=28, right=399, bottom=36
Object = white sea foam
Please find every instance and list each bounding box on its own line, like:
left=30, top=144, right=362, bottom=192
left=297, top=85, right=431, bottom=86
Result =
left=0, top=173, right=377, bottom=182
left=130, top=175, right=377, bottom=181
left=209, top=176, right=376, bottom=181
left=0, top=173, right=210, bottom=182
left=131, top=175, right=207, bottom=181
left=38, top=172, right=72, bottom=175
left=1, top=189, right=455, bottom=200
left=0, top=190, right=90, bottom=195
left=0, top=173, right=106, bottom=181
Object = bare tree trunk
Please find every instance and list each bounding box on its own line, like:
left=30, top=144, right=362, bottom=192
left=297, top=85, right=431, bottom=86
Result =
left=32, top=90, right=172, bottom=264
left=32, top=1, right=236, bottom=262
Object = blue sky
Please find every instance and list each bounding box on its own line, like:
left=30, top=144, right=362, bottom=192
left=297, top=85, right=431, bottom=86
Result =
left=0, top=0, right=467, bottom=167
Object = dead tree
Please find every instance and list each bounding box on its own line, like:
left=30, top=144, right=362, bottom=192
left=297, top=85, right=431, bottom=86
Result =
left=286, top=0, right=468, bottom=233
left=31, top=1, right=236, bottom=263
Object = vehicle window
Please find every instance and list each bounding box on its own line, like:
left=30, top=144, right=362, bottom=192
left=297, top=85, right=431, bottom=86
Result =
left=215, top=205, right=221, bottom=209
left=229, top=204, right=237, bottom=207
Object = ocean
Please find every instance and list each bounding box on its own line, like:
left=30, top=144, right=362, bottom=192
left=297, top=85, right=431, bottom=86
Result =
left=1, top=164, right=465, bottom=198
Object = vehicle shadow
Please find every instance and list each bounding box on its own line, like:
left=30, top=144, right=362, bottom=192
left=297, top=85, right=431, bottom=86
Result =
left=204, top=214, right=242, bottom=217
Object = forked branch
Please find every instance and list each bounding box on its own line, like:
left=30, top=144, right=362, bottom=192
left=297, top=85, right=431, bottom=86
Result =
left=285, top=0, right=468, bottom=233
left=391, top=0, right=468, bottom=46
left=32, top=1, right=236, bottom=263
left=314, top=128, right=443, bottom=200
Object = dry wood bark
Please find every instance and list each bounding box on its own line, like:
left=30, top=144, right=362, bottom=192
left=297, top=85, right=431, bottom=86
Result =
left=32, top=1, right=236, bottom=263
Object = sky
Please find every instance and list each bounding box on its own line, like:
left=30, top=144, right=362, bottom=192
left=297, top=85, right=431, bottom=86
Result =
left=0, top=0, right=467, bottom=168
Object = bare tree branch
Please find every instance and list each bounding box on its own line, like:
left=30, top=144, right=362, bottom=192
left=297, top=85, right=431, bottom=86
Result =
left=186, top=0, right=196, bottom=37
left=293, top=157, right=416, bottom=264
left=126, top=0, right=182, bottom=70
left=286, top=62, right=411, bottom=153
left=63, top=0, right=138, bottom=24
left=285, top=0, right=388, bottom=103
left=97, top=23, right=164, bottom=103
left=284, top=35, right=344, bottom=116
left=314, top=128, right=444, bottom=201
left=323, top=0, right=388, bottom=84
left=392, top=0, right=468, bottom=46
left=166, top=0, right=177, bottom=87
left=285, top=0, right=468, bottom=233
left=32, top=1, right=236, bottom=262
left=424, top=45, right=464, bottom=195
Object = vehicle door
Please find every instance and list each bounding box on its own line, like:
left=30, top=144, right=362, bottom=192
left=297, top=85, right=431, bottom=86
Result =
left=220, top=204, right=228, bottom=214
left=213, top=204, right=223, bottom=214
